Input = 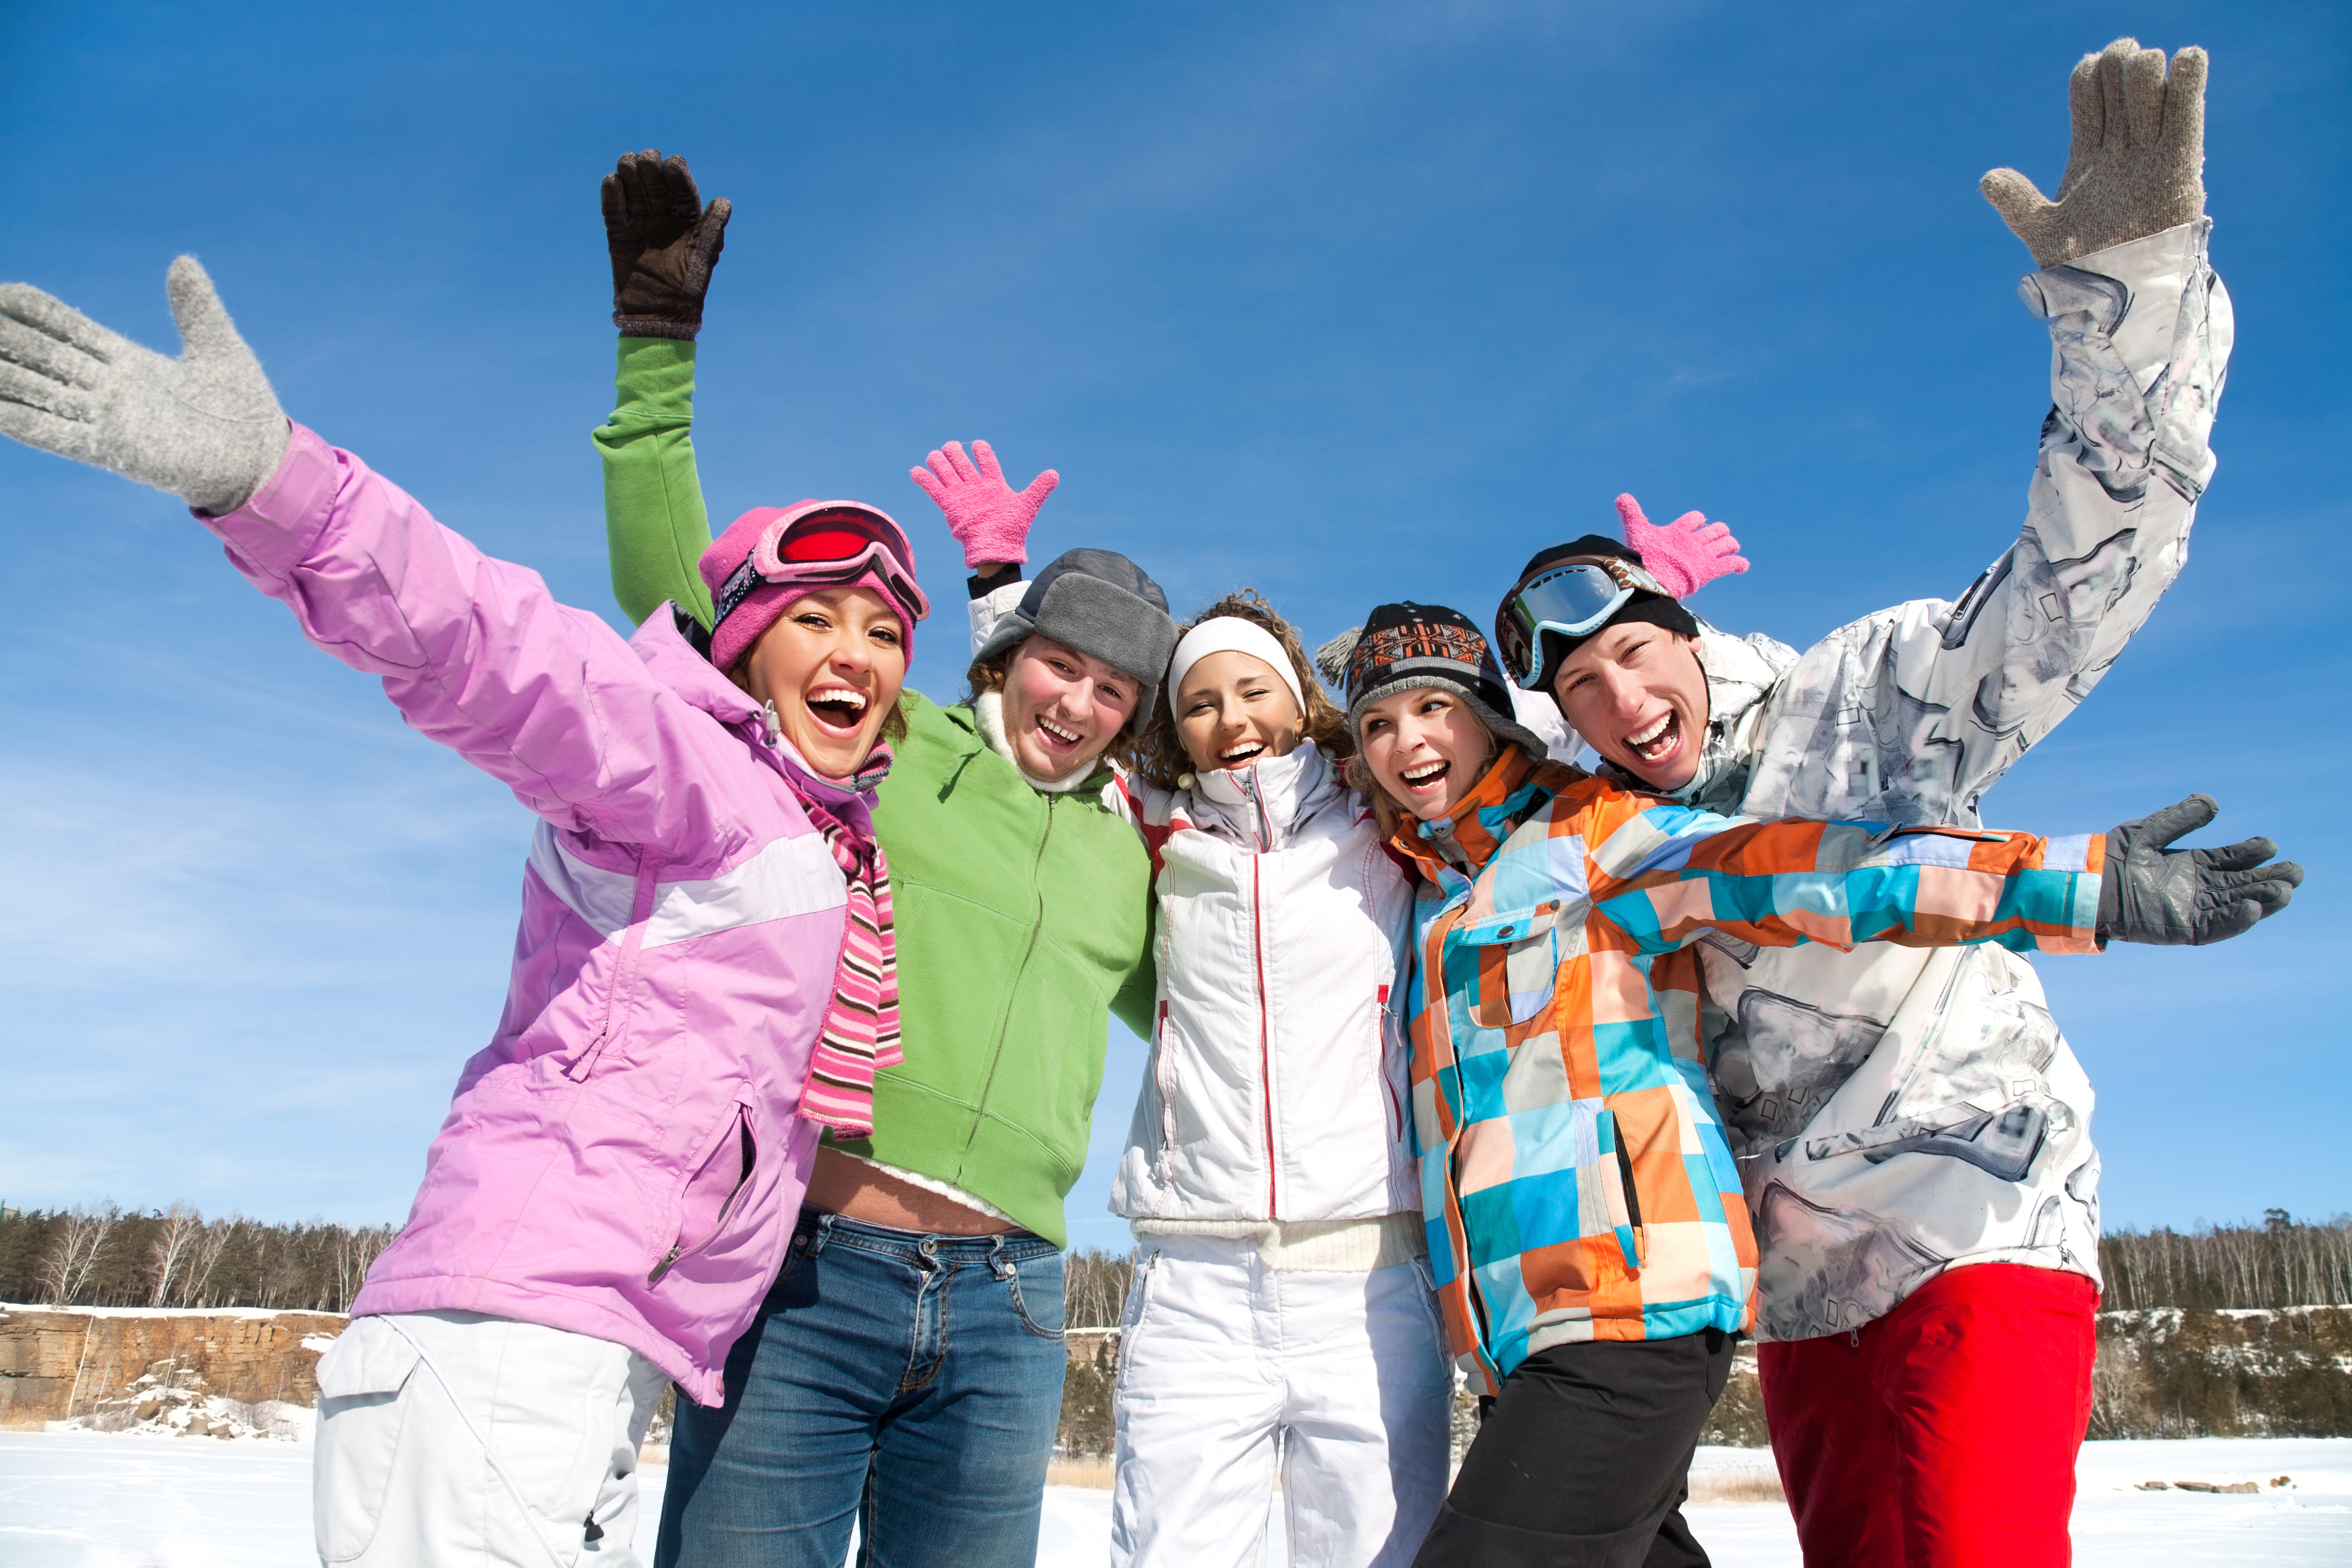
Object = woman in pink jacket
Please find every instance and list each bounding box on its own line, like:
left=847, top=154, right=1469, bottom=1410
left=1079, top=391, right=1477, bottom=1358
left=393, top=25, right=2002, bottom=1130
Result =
left=0, top=257, right=926, bottom=1568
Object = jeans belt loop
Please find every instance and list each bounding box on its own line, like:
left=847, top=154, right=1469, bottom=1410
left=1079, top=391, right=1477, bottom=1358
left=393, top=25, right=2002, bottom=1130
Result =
left=988, top=1233, right=1013, bottom=1280
left=809, top=1210, right=839, bottom=1257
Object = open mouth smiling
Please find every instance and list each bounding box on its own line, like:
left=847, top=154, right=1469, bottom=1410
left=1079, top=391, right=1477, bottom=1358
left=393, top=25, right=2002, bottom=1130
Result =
left=803, top=685, right=870, bottom=734
left=1399, top=757, right=1451, bottom=793
left=1623, top=710, right=1682, bottom=765
left=1034, top=713, right=1084, bottom=753
left=1219, top=740, right=1267, bottom=767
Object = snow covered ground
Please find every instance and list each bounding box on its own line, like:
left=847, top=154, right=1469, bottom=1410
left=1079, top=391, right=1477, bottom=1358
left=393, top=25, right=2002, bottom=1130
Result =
left=2, top=1427, right=2347, bottom=1565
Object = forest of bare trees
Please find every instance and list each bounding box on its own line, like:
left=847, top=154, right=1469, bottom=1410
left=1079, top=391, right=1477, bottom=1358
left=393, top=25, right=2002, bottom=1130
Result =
left=1062, top=1248, right=1134, bottom=1328
left=2099, top=1212, right=2352, bottom=1310
left=6, top=1208, right=2343, bottom=1323
left=1, top=1205, right=396, bottom=1314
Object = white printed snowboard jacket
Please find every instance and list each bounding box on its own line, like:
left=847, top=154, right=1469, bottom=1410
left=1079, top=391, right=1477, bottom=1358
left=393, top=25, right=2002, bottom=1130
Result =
left=1617, top=221, right=2231, bottom=1342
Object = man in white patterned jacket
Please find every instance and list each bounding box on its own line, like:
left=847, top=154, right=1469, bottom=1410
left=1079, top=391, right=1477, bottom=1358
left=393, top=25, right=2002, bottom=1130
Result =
left=1491, top=38, right=2231, bottom=1566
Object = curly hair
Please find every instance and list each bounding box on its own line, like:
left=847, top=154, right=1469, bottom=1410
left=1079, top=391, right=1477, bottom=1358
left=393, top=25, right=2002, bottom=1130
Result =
left=1132, top=589, right=1352, bottom=792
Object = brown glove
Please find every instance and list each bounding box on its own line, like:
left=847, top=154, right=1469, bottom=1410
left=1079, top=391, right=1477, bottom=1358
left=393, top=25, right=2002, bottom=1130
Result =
left=1982, top=38, right=2207, bottom=268
left=601, top=150, right=731, bottom=340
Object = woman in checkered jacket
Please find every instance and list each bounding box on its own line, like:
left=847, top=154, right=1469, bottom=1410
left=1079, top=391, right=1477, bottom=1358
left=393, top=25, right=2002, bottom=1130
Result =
left=1325, top=598, right=2293, bottom=1567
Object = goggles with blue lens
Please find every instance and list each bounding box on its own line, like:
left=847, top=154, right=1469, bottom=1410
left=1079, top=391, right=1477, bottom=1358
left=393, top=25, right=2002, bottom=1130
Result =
left=1494, top=555, right=1669, bottom=690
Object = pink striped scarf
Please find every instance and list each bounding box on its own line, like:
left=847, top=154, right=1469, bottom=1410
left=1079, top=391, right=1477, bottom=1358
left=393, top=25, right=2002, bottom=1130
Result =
left=792, top=762, right=903, bottom=1138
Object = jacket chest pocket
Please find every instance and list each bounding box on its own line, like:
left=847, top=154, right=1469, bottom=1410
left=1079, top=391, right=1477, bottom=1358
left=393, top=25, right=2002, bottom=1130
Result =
left=1458, top=902, right=1579, bottom=1030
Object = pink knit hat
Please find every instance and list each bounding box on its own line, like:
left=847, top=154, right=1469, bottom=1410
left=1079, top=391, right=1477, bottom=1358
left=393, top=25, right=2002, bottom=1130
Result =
left=699, top=501, right=929, bottom=675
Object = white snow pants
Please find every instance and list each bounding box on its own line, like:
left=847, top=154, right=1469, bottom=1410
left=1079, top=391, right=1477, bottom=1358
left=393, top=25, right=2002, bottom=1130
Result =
left=312, top=1310, right=668, bottom=1567
left=1110, top=1234, right=1455, bottom=1568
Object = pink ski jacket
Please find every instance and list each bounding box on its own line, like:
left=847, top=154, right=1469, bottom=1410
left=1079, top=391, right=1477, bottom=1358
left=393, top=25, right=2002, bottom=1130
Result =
left=205, top=426, right=861, bottom=1406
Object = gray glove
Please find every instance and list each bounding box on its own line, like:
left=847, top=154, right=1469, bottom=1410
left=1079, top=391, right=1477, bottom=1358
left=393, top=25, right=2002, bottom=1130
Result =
left=2098, top=795, right=2301, bottom=947
left=0, top=257, right=289, bottom=515
left=1982, top=38, right=2207, bottom=268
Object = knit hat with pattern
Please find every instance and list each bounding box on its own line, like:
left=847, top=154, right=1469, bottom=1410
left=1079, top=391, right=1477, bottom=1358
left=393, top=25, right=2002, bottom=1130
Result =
left=1314, top=600, right=1549, bottom=761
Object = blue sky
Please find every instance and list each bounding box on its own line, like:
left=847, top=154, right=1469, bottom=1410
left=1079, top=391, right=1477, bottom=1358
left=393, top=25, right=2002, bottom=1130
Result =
left=1, top=1, right=2344, bottom=1243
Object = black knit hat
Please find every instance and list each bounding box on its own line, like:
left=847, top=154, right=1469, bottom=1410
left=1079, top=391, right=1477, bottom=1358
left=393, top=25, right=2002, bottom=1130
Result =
left=1500, top=533, right=1699, bottom=696
left=1314, top=601, right=1549, bottom=761
left=971, top=548, right=1180, bottom=729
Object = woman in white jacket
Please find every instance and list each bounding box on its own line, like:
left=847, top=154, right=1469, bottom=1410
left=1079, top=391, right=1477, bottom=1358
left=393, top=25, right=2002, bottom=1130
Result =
left=1105, top=590, right=1453, bottom=1568
left=1105, top=556, right=1745, bottom=1566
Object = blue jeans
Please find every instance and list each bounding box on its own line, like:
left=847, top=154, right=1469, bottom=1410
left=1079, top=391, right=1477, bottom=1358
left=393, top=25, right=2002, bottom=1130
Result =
left=654, top=1208, right=1069, bottom=1568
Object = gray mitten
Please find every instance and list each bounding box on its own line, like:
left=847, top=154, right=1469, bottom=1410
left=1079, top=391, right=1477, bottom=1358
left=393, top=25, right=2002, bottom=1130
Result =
left=1982, top=38, right=2207, bottom=268
left=2097, top=795, right=2302, bottom=947
left=0, top=256, right=289, bottom=514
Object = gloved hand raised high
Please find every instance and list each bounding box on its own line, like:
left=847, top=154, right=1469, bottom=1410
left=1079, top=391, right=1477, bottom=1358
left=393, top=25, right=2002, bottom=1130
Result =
left=0, top=257, right=289, bottom=515
left=1616, top=493, right=1748, bottom=601
left=909, top=439, right=1060, bottom=570
left=602, top=150, right=731, bottom=340
left=2098, top=795, right=2302, bottom=947
left=1982, top=38, right=2207, bottom=268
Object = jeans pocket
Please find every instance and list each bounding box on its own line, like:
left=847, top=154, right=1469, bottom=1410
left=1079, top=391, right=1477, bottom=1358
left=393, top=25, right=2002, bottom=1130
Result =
left=1007, top=1248, right=1067, bottom=1340
left=312, top=1321, right=421, bottom=1562
left=772, top=1223, right=814, bottom=1290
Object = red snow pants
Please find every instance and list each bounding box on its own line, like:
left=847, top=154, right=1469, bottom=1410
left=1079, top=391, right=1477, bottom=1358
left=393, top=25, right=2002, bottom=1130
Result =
left=1758, top=1262, right=2097, bottom=1567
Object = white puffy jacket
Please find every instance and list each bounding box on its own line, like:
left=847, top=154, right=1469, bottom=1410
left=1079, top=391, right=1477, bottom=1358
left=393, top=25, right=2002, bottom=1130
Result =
left=1111, top=742, right=1420, bottom=1226
left=1621, top=221, right=2231, bottom=1341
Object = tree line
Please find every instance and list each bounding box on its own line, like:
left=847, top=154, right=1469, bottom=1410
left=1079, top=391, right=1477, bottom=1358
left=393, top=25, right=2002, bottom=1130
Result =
left=2098, top=1212, right=2351, bottom=1311
left=0, top=1205, right=395, bottom=1314
left=7, top=1207, right=2343, bottom=1320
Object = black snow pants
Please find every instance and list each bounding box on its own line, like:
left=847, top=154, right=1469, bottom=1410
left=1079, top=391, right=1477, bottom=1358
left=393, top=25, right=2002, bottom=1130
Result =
left=1412, top=1328, right=1734, bottom=1568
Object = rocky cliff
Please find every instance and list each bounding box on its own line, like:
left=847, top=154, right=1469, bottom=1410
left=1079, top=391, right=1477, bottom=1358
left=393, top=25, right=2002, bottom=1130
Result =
left=0, top=1304, right=343, bottom=1427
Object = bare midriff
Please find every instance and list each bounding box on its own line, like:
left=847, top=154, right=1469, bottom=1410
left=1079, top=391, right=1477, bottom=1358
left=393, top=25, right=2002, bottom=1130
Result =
left=803, top=1145, right=1016, bottom=1235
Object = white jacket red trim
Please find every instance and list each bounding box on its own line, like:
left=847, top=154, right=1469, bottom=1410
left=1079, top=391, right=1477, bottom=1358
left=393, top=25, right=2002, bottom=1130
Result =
left=1111, top=743, right=1419, bottom=1224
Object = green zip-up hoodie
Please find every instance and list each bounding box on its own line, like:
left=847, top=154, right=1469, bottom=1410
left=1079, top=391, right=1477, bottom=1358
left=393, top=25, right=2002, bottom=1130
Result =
left=593, top=338, right=1154, bottom=1245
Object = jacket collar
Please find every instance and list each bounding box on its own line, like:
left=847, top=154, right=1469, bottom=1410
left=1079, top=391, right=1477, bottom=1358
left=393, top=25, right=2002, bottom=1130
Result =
left=1391, top=745, right=1559, bottom=885
left=631, top=603, right=890, bottom=816
left=1184, top=740, right=1340, bottom=851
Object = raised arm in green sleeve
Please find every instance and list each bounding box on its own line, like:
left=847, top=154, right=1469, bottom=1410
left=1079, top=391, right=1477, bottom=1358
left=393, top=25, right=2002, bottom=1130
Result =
left=593, top=336, right=717, bottom=629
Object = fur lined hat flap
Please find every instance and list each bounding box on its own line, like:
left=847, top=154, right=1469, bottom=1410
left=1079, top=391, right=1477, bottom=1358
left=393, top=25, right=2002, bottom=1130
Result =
left=971, top=548, right=1180, bottom=728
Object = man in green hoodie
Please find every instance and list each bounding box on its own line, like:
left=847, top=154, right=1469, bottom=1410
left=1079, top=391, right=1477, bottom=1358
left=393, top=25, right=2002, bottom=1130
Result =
left=594, top=151, right=1173, bottom=1568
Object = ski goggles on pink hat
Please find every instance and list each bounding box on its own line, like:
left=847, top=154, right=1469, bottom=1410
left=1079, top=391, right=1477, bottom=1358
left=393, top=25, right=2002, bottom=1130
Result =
left=1495, top=555, right=1670, bottom=690
left=704, top=502, right=929, bottom=675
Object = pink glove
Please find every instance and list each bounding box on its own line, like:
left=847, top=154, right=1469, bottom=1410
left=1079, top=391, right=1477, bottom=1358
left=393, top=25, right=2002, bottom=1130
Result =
left=1616, top=493, right=1748, bottom=600
left=908, top=439, right=1060, bottom=569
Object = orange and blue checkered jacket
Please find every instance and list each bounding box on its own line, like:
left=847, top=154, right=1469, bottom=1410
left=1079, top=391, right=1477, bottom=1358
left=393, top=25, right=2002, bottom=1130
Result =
left=1393, top=750, right=2104, bottom=1392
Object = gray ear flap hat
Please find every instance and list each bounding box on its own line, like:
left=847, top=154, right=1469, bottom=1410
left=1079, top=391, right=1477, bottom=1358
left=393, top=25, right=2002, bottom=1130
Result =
left=971, top=548, right=1180, bottom=730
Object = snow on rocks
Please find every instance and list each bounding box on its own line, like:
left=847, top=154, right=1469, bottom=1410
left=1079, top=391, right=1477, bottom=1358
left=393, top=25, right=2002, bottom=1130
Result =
left=64, top=1356, right=309, bottom=1441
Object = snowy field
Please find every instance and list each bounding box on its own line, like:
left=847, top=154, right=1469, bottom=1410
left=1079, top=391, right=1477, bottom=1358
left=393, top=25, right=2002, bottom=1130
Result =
left=2, top=1429, right=2348, bottom=1565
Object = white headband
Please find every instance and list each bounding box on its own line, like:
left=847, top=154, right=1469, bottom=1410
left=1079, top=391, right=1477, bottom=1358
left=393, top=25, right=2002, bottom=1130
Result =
left=1167, top=617, right=1307, bottom=716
